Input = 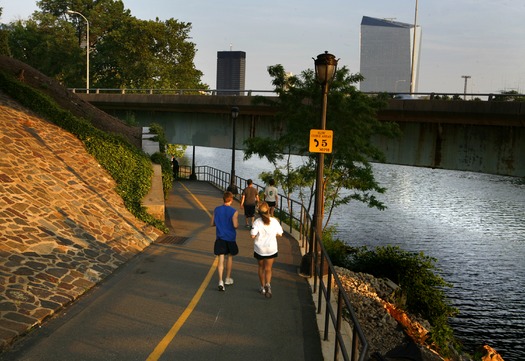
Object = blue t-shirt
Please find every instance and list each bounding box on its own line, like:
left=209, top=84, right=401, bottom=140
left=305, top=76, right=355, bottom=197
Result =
left=214, top=204, right=237, bottom=242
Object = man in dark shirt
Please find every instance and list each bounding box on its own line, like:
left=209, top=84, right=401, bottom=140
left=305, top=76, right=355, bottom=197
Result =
left=240, top=179, right=259, bottom=229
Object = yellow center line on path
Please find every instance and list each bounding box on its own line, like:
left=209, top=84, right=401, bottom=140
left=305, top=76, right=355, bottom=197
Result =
left=180, top=182, right=213, bottom=219
left=146, top=182, right=217, bottom=361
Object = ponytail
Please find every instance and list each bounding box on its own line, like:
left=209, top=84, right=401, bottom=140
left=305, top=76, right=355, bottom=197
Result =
left=258, top=202, right=271, bottom=225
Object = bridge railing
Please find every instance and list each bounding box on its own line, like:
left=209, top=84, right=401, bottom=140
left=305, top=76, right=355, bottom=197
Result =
left=183, top=164, right=369, bottom=361
left=72, top=88, right=524, bottom=101
left=70, top=88, right=277, bottom=96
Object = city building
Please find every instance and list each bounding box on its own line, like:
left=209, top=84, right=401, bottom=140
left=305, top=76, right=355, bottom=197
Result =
left=216, top=51, right=246, bottom=95
left=359, top=16, right=421, bottom=94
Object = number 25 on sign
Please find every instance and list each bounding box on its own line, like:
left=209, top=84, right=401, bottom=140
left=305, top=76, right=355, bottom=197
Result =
left=309, top=129, right=333, bottom=153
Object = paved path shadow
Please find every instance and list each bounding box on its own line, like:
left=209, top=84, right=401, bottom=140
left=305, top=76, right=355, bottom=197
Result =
left=1, top=180, right=322, bottom=361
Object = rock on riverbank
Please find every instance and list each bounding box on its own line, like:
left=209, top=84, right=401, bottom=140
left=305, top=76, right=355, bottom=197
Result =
left=335, top=267, right=442, bottom=360
left=335, top=267, right=505, bottom=361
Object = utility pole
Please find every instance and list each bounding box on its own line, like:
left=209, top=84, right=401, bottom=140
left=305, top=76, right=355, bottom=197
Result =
left=409, top=0, right=419, bottom=94
left=461, top=75, right=471, bottom=100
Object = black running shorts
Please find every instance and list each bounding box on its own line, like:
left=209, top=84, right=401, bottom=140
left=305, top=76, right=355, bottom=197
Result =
left=214, top=238, right=239, bottom=256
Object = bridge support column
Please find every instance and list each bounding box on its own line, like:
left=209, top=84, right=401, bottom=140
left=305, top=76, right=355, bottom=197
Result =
left=190, top=145, right=197, bottom=180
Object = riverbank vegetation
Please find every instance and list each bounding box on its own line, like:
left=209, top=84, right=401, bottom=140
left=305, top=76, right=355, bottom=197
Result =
left=323, top=232, right=460, bottom=357
left=337, top=242, right=458, bottom=355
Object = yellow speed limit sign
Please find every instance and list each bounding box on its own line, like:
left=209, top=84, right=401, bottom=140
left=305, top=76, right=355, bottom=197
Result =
left=309, top=129, right=333, bottom=153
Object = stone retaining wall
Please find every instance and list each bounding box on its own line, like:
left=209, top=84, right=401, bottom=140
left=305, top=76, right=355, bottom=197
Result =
left=0, top=93, right=163, bottom=350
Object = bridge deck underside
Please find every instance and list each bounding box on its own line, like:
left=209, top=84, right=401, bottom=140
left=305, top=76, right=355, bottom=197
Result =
left=85, top=95, right=524, bottom=177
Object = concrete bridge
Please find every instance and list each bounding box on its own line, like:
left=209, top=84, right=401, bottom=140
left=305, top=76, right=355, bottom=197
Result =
left=77, top=92, right=525, bottom=177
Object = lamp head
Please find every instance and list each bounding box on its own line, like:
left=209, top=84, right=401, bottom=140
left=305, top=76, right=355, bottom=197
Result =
left=314, top=51, right=338, bottom=85
left=231, top=106, right=239, bottom=119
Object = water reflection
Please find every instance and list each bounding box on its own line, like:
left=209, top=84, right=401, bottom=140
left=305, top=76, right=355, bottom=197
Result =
left=187, top=146, right=525, bottom=360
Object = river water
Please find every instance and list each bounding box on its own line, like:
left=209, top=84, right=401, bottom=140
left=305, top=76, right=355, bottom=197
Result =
left=185, top=146, right=525, bottom=360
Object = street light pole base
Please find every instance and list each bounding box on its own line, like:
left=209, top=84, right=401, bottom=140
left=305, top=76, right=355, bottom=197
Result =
left=299, top=253, right=313, bottom=277
left=227, top=184, right=238, bottom=195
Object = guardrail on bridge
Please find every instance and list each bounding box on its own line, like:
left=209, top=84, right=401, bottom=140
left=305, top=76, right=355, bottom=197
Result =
left=71, top=88, right=525, bottom=101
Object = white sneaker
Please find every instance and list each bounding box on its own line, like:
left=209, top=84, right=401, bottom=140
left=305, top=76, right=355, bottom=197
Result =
left=259, top=286, right=266, bottom=295
left=225, top=277, right=234, bottom=285
left=218, top=280, right=225, bottom=291
left=264, top=284, right=272, bottom=298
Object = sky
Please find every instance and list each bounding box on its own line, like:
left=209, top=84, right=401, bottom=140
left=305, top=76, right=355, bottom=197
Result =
left=2, top=0, right=525, bottom=94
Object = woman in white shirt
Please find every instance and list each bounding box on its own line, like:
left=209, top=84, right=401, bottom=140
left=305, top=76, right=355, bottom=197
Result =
left=250, top=202, right=283, bottom=298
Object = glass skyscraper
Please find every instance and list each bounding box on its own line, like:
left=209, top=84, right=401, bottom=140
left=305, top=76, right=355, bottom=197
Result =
left=359, top=16, right=421, bottom=93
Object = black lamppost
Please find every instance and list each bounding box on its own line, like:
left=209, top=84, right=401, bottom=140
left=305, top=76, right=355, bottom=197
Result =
left=227, top=106, right=239, bottom=194
left=310, top=51, right=338, bottom=276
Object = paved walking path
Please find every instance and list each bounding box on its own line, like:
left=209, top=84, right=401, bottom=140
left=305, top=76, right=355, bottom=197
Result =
left=1, top=180, right=323, bottom=361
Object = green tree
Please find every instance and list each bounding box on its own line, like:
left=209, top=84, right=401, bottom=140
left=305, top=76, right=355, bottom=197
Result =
left=6, top=0, right=205, bottom=90
left=0, top=7, right=11, bottom=56
left=94, top=17, right=204, bottom=89
left=493, top=90, right=525, bottom=102
left=166, top=144, right=187, bottom=159
left=8, top=14, right=81, bottom=83
left=244, top=64, right=400, bottom=229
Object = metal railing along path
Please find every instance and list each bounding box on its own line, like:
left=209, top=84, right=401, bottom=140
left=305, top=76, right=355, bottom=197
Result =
left=177, top=165, right=369, bottom=361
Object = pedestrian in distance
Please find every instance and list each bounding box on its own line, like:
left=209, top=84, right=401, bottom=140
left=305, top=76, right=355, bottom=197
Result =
left=240, top=179, right=259, bottom=228
left=250, top=201, right=283, bottom=298
left=211, top=191, right=239, bottom=291
left=264, top=178, right=279, bottom=217
left=172, top=156, right=179, bottom=180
